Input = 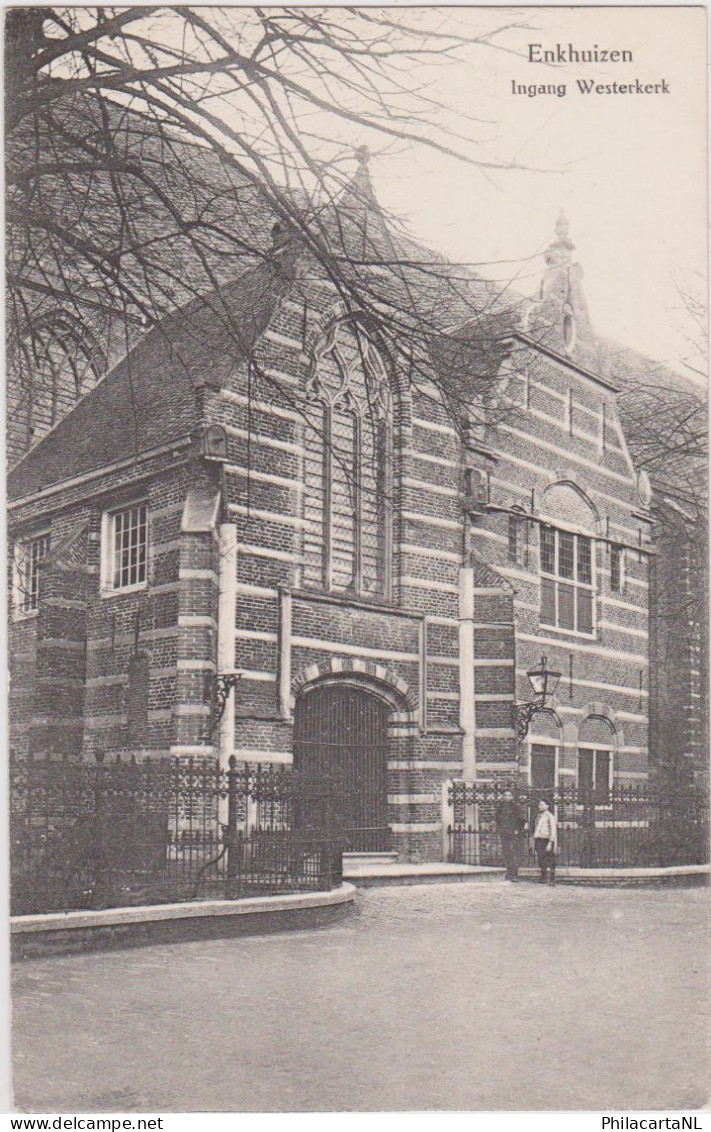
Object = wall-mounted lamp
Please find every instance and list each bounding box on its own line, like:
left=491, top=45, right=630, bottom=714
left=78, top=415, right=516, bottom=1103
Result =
left=513, top=655, right=561, bottom=742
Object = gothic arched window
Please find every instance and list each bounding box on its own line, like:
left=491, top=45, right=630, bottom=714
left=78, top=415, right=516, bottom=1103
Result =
left=302, top=319, right=393, bottom=600
left=12, top=314, right=103, bottom=454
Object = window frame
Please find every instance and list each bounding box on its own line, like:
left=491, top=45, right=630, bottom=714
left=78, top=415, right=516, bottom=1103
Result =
left=507, top=511, right=528, bottom=568
left=539, top=521, right=596, bottom=638
left=101, top=501, right=149, bottom=596
left=13, top=531, right=50, bottom=618
left=577, top=746, right=613, bottom=804
left=528, top=739, right=559, bottom=792
left=610, top=544, right=624, bottom=594
left=302, top=320, right=394, bottom=603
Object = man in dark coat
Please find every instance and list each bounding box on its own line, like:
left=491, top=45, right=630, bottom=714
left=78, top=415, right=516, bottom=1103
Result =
left=495, top=788, right=527, bottom=881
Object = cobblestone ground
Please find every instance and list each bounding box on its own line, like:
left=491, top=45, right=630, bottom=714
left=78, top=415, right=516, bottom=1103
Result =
left=12, top=882, right=710, bottom=1112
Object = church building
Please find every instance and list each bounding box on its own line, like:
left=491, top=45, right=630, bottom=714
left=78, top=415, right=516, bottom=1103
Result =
left=8, top=165, right=654, bottom=862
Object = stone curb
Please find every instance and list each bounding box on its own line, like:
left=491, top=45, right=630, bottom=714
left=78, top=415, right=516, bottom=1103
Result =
left=344, top=863, right=709, bottom=888
left=11, top=882, right=356, bottom=934
left=520, top=864, right=710, bottom=879
left=11, top=884, right=357, bottom=959
left=344, top=865, right=503, bottom=887
left=518, top=864, right=709, bottom=886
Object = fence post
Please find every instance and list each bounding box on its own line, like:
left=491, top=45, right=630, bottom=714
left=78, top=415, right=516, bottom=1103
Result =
left=441, top=779, right=454, bottom=862
left=225, top=754, right=239, bottom=899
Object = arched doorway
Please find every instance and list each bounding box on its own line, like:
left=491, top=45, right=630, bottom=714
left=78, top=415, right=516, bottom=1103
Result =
left=293, top=682, right=390, bottom=852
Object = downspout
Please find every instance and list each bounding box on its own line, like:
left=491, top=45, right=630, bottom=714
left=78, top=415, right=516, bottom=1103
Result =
left=459, top=564, right=477, bottom=782
left=217, top=522, right=238, bottom=769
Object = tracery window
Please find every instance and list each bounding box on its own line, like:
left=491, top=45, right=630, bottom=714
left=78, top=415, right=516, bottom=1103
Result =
left=13, top=315, right=102, bottom=451
left=302, top=319, right=393, bottom=600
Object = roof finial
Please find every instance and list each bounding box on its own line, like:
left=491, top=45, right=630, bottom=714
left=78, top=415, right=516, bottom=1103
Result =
left=555, top=209, right=571, bottom=243
left=355, top=144, right=371, bottom=170
left=545, top=210, right=574, bottom=267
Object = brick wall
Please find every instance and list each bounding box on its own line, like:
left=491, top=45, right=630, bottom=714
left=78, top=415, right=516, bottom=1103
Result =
left=467, top=337, right=651, bottom=786
left=8, top=271, right=654, bottom=862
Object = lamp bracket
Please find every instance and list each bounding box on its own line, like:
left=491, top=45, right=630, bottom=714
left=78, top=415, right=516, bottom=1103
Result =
left=513, top=698, right=544, bottom=743
left=213, top=672, right=243, bottom=729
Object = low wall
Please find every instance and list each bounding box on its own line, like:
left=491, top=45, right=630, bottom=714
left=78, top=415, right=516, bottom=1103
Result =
left=11, top=883, right=356, bottom=960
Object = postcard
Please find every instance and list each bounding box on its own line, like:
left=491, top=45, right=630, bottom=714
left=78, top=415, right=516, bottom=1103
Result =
left=5, top=4, right=708, bottom=1118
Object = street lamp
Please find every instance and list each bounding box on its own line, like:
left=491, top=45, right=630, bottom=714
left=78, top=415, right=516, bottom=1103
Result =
left=513, top=655, right=561, bottom=742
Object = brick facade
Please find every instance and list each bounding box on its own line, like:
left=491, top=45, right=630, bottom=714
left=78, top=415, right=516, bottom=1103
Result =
left=7, top=211, right=656, bottom=862
left=649, top=487, right=709, bottom=788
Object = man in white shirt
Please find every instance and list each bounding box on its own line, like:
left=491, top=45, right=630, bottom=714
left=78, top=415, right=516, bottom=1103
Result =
left=533, top=798, right=557, bottom=885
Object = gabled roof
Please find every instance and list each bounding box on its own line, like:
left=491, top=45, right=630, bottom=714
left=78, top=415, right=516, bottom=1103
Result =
left=7, top=252, right=296, bottom=502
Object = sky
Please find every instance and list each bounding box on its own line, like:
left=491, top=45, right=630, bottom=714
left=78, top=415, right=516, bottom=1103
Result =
left=352, top=6, right=707, bottom=383
left=15, top=3, right=709, bottom=383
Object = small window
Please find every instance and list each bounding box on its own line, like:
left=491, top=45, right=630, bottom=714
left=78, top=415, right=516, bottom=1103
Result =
left=540, top=525, right=556, bottom=574
left=610, top=545, right=623, bottom=593
left=103, top=504, right=148, bottom=592
left=14, top=533, right=50, bottom=614
left=507, top=514, right=526, bottom=566
left=562, top=310, right=576, bottom=354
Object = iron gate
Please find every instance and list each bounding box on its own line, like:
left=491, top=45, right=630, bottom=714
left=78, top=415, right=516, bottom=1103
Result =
left=293, top=683, right=390, bottom=852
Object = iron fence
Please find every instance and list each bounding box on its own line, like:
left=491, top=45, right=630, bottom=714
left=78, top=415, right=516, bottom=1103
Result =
left=447, top=780, right=709, bottom=870
left=10, top=752, right=343, bottom=915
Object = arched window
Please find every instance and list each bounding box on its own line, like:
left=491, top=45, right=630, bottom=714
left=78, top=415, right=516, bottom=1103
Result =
left=528, top=709, right=561, bottom=793
left=13, top=314, right=103, bottom=451
left=302, top=319, right=393, bottom=600
left=577, top=715, right=616, bottom=801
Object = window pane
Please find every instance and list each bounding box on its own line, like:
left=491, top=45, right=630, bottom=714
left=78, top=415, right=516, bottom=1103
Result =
left=558, top=582, right=575, bottom=629
left=302, top=404, right=328, bottom=588
left=610, top=546, right=621, bottom=592
left=19, top=535, right=49, bottom=612
left=531, top=746, right=556, bottom=791
left=361, top=416, right=387, bottom=597
left=558, top=531, right=574, bottom=579
left=577, top=536, right=592, bottom=584
left=595, top=751, right=611, bottom=801
left=112, top=505, right=147, bottom=590
left=540, top=576, right=556, bottom=625
left=374, top=421, right=390, bottom=597
left=540, top=525, right=555, bottom=573
left=577, top=588, right=593, bottom=635
left=330, top=406, right=357, bottom=590
left=578, top=749, right=594, bottom=792
left=508, top=515, right=522, bottom=565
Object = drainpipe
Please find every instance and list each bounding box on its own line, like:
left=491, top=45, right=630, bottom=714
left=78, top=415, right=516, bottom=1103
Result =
left=217, top=522, right=238, bottom=769
left=459, top=565, right=477, bottom=782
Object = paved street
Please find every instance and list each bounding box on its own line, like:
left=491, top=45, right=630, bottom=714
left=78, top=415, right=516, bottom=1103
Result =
left=12, top=882, right=709, bottom=1112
